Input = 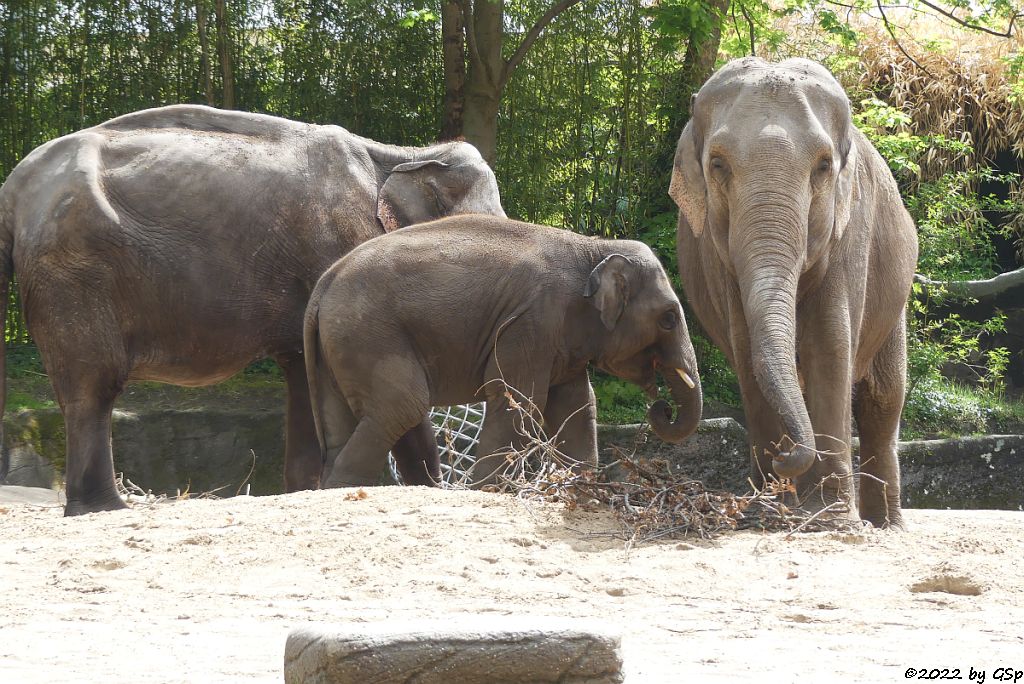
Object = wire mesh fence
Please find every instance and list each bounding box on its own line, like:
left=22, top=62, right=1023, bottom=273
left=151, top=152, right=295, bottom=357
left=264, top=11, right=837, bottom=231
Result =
left=387, top=403, right=486, bottom=486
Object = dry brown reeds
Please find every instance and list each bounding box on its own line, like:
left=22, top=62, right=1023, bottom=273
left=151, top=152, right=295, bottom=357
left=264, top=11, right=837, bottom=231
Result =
left=855, top=25, right=1024, bottom=178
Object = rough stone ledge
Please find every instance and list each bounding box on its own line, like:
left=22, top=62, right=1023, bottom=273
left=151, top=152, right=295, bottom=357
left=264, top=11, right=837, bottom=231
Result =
left=4, top=409, right=1022, bottom=510
left=283, top=616, right=623, bottom=684
left=598, top=422, right=1024, bottom=511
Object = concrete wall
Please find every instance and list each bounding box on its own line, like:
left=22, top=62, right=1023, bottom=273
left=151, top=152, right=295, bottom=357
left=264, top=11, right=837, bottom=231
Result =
left=3, top=409, right=1021, bottom=510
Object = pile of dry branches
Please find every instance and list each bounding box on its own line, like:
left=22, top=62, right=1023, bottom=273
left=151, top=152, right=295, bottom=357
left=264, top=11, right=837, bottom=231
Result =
left=481, top=383, right=866, bottom=543
left=500, top=453, right=865, bottom=543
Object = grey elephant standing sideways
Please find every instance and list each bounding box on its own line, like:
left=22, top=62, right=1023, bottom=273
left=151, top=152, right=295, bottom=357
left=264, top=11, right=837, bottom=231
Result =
left=671, top=58, right=918, bottom=528
left=304, top=216, right=703, bottom=487
left=0, top=105, right=505, bottom=516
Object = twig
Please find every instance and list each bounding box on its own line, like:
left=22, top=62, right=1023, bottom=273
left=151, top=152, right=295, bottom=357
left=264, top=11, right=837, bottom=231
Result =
left=877, top=0, right=936, bottom=79
left=235, top=449, right=257, bottom=496
left=784, top=501, right=852, bottom=538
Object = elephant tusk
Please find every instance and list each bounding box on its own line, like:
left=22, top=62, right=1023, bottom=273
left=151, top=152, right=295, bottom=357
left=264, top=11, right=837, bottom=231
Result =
left=676, top=368, right=696, bottom=389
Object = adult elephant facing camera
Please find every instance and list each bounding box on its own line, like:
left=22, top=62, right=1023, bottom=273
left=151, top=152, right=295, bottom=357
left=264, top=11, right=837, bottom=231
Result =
left=0, top=105, right=505, bottom=516
left=672, top=58, right=917, bottom=528
left=304, top=216, right=703, bottom=488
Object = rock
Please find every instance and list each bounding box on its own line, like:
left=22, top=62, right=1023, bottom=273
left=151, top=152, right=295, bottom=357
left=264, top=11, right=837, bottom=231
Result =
left=283, top=616, right=623, bottom=684
left=599, top=423, right=1024, bottom=511
left=895, top=434, right=1024, bottom=510
left=3, top=407, right=286, bottom=497
left=0, top=484, right=63, bottom=505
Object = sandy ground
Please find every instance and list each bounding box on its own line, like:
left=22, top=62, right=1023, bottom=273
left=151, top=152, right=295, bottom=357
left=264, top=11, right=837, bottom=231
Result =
left=1, top=486, right=1022, bottom=683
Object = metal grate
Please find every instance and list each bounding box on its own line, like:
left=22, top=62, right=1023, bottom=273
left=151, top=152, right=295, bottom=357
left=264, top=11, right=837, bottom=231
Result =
left=387, top=403, right=486, bottom=485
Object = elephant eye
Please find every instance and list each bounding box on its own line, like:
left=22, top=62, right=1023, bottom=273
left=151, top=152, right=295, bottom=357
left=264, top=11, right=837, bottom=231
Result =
left=816, top=157, right=832, bottom=175
left=658, top=310, right=678, bottom=331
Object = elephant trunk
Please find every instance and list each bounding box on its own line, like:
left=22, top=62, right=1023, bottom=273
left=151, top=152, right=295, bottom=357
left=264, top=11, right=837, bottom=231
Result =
left=735, top=211, right=816, bottom=479
left=647, top=360, right=703, bottom=443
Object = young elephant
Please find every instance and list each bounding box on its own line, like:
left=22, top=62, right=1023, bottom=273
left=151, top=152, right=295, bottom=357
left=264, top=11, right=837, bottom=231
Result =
left=304, top=215, right=703, bottom=487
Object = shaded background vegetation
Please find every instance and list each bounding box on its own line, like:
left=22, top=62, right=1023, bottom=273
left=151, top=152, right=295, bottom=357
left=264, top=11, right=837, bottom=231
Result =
left=2, top=0, right=1022, bottom=436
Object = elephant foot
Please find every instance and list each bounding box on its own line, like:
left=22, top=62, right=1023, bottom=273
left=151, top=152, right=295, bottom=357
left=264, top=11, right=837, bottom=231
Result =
left=793, top=477, right=859, bottom=523
left=64, top=492, right=129, bottom=517
left=321, top=470, right=381, bottom=489
left=862, top=508, right=906, bottom=531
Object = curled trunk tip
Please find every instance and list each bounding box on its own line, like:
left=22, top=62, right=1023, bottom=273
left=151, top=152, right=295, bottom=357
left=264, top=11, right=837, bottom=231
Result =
left=648, top=365, right=703, bottom=444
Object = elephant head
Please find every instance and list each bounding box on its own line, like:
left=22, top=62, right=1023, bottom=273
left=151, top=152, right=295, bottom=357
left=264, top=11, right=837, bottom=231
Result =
left=668, top=57, right=859, bottom=477
left=376, top=143, right=505, bottom=232
left=584, top=250, right=703, bottom=443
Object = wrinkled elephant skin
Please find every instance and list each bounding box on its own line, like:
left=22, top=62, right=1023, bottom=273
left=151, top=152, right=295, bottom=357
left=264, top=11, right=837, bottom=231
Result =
left=671, top=58, right=918, bottom=528
left=0, top=105, right=505, bottom=516
left=304, top=216, right=703, bottom=488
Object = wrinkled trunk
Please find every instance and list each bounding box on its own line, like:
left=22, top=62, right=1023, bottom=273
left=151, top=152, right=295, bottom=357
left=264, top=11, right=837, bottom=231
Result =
left=736, top=221, right=815, bottom=478
left=648, top=360, right=703, bottom=443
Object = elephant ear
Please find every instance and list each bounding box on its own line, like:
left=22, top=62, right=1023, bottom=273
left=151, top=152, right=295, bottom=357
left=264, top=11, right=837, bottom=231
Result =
left=376, top=159, right=451, bottom=233
left=833, top=132, right=859, bottom=241
left=668, top=118, right=707, bottom=238
left=583, top=254, right=633, bottom=330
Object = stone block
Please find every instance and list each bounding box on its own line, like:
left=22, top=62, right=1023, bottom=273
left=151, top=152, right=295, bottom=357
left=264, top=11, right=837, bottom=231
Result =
left=283, top=616, right=623, bottom=684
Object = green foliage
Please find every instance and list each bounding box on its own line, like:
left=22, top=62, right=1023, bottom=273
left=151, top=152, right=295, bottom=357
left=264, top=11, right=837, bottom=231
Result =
left=813, top=8, right=858, bottom=45
left=902, top=376, right=1024, bottom=439
left=853, top=95, right=1018, bottom=431
left=5, top=388, right=57, bottom=411
left=719, top=0, right=787, bottom=58
left=852, top=98, right=927, bottom=177
left=399, top=7, right=438, bottom=28
left=692, top=333, right=740, bottom=406
left=5, top=344, right=47, bottom=379
left=645, top=0, right=722, bottom=48
left=906, top=309, right=1009, bottom=396
left=591, top=371, right=648, bottom=424
left=243, top=358, right=284, bottom=378
left=908, top=168, right=1019, bottom=279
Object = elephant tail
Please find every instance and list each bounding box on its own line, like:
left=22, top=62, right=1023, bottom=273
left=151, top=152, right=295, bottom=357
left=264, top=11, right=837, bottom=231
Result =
left=303, top=273, right=331, bottom=481
left=0, top=184, right=13, bottom=482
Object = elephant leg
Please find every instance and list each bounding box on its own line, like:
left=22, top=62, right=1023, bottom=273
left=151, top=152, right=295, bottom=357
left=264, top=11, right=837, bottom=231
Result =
left=471, top=347, right=551, bottom=487
left=322, top=415, right=408, bottom=487
left=737, top=377, right=788, bottom=488
left=726, top=313, right=786, bottom=487
left=797, top=313, right=856, bottom=516
left=31, top=293, right=130, bottom=516
left=391, top=419, right=441, bottom=486
left=853, top=320, right=907, bottom=529
left=323, top=362, right=431, bottom=488
left=51, top=370, right=128, bottom=516
left=543, top=373, right=598, bottom=469
left=278, top=354, right=324, bottom=492
left=311, top=373, right=358, bottom=486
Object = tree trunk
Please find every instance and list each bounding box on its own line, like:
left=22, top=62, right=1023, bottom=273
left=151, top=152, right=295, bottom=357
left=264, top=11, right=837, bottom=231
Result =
left=674, top=0, right=728, bottom=132
left=213, top=0, right=234, bottom=109
left=196, top=0, right=214, bottom=106
left=440, top=1, right=465, bottom=140
left=646, top=0, right=730, bottom=210
left=457, top=0, right=584, bottom=166
left=462, top=0, right=503, bottom=164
